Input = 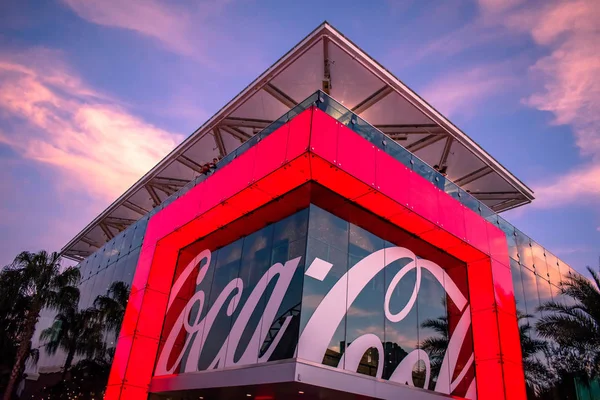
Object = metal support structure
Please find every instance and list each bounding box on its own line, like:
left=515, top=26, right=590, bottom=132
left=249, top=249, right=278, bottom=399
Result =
left=99, top=222, right=115, bottom=240
left=123, top=201, right=150, bottom=216
left=406, top=134, right=447, bottom=152
left=470, top=191, right=525, bottom=201
left=145, top=184, right=162, bottom=207
left=439, top=137, right=454, bottom=167
left=323, top=36, right=331, bottom=94
left=263, top=83, right=297, bottom=109
left=455, top=166, right=493, bottom=186
left=213, top=128, right=226, bottom=157
left=177, top=155, right=204, bottom=174
left=221, top=117, right=272, bottom=130
left=220, top=125, right=251, bottom=142
left=352, top=86, right=393, bottom=114
left=375, top=124, right=442, bottom=135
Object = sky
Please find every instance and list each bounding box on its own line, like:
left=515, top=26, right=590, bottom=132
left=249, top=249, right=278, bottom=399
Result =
left=0, top=0, right=598, bottom=274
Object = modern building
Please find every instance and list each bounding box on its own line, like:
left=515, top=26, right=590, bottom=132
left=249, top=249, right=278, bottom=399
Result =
left=26, top=22, right=592, bottom=400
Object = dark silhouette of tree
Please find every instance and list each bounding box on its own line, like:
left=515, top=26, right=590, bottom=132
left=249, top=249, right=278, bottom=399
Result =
left=536, top=266, right=600, bottom=380
left=517, top=312, right=552, bottom=397
left=1, top=251, right=80, bottom=400
left=93, top=281, right=130, bottom=341
left=40, top=296, right=106, bottom=380
left=420, top=315, right=448, bottom=390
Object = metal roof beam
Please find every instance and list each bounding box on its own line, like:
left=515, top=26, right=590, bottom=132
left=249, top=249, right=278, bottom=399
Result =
left=439, top=137, right=453, bottom=167
left=99, top=222, right=115, bottom=240
left=263, top=83, right=297, bottom=109
left=123, top=201, right=150, bottom=216
left=213, top=128, right=226, bottom=157
left=145, top=184, right=161, bottom=208
left=375, top=124, right=442, bottom=135
left=323, top=36, right=331, bottom=94
left=177, top=154, right=205, bottom=174
left=220, top=125, right=251, bottom=142
left=406, top=134, right=447, bottom=152
left=221, top=117, right=272, bottom=130
left=80, top=237, right=102, bottom=249
left=471, top=191, right=525, bottom=201
left=151, top=177, right=189, bottom=187
left=352, top=86, right=393, bottom=114
left=455, top=166, right=493, bottom=186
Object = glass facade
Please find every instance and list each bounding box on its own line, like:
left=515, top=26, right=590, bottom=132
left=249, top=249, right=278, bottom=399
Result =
left=28, top=216, right=148, bottom=373
left=27, top=90, right=586, bottom=400
left=154, top=202, right=473, bottom=397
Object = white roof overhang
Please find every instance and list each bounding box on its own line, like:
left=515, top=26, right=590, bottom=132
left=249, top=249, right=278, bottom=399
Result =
left=61, top=22, right=534, bottom=261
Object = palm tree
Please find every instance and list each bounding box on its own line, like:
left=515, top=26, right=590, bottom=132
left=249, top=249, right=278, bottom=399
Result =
left=2, top=251, right=80, bottom=400
left=518, top=312, right=552, bottom=397
left=93, top=281, right=130, bottom=341
left=420, top=315, right=448, bottom=390
left=536, top=266, right=600, bottom=379
left=40, top=299, right=106, bottom=380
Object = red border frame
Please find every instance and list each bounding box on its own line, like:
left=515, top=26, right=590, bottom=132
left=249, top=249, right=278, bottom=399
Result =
left=105, top=108, right=525, bottom=400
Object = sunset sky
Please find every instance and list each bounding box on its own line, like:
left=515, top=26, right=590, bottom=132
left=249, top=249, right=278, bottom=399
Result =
left=0, top=0, right=598, bottom=273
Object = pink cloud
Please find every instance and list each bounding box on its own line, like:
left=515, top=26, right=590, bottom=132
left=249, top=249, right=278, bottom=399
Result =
left=60, top=0, right=235, bottom=67
left=0, top=47, right=183, bottom=203
left=420, top=64, right=517, bottom=118
left=504, top=0, right=600, bottom=207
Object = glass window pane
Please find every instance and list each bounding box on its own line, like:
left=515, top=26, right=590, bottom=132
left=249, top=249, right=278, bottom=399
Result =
left=345, top=224, right=385, bottom=378
left=531, top=241, right=547, bottom=278
left=510, top=259, right=527, bottom=315
left=383, top=240, right=419, bottom=380
left=497, top=217, right=517, bottom=261
left=197, top=239, right=243, bottom=370
left=515, top=230, right=533, bottom=269
left=418, top=268, right=448, bottom=391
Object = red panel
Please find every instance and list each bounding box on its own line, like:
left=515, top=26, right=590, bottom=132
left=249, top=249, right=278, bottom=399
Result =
left=310, top=108, right=339, bottom=164
left=146, top=247, right=179, bottom=295
left=388, top=208, right=436, bottom=236
left=135, top=289, right=169, bottom=340
left=253, top=125, right=288, bottom=182
left=107, top=334, right=133, bottom=387
left=119, top=289, right=145, bottom=338
left=352, top=190, right=407, bottom=220
left=446, top=242, right=488, bottom=264
left=491, top=261, right=517, bottom=314
left=336, top=124, right=376, bottom=187
left=497, top=309, right=522, bottom=364
left=309, top=154, right=371, bottom=200
left=488, top=222, right=510, bottom=266
left=253, top=155, right=310, bottom=198
left=471, top=309, right=501, bottom=362
left=104, top=385, right=122, bottom=399
left=436, top=193, right=466, bottom=242
left=130, top=245, right=156, bottom=294
left=420, top=226, right=463, bottom=252
left=119, top=384, right=152, bottom=399
left=210, top=148, right=255, bottom=203
left=406, top=170, right=439, bottom=224
left=503, top=361, right=527, bottom=400
left=375, top=148, right=411, bottom=207
left=464, top=208, right=490, bottom=255
left=475, top=358, right=505, bottom=400
left=123, top=334, right=160, bottom=388
left=467, top=259, right=495, bottom=313
left=286, top=108, right=312, bottom=161
left=225, top=185, right=274, bottom=215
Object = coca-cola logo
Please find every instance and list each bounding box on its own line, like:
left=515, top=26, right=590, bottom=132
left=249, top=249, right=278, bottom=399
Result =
left=155, top=247, right=476, bottom=399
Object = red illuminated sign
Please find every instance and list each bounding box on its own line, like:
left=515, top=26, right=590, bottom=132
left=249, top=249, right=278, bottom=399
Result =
left=105, top=107, right=525, bottom=400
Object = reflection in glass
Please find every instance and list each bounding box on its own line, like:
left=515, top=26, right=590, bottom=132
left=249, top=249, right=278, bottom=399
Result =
left=417, top=269, right=448, bottom=391
left=383, top=241, right=418, bottom=380
left=302, top=205, right=349, bottom=368
left=345, top=224, right=385, bottom=377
